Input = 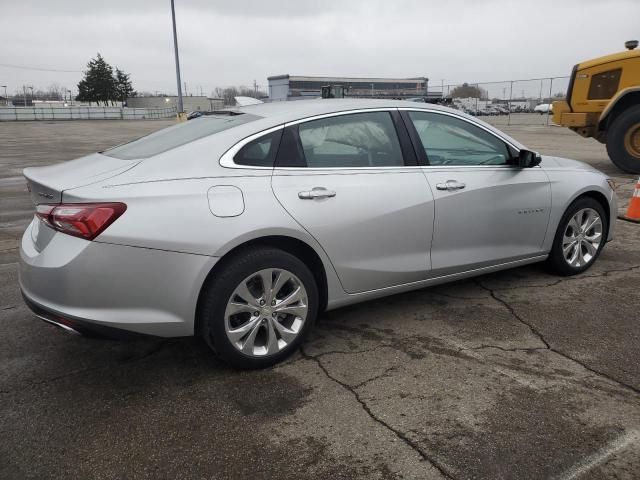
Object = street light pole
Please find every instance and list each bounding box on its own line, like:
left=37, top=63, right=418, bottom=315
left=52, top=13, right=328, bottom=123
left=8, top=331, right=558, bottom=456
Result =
left=170, top=0, right=184, bottom=115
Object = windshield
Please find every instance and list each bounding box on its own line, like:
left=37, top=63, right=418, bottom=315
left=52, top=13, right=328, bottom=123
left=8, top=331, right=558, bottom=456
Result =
left=103, top=113, right=260, bottom=160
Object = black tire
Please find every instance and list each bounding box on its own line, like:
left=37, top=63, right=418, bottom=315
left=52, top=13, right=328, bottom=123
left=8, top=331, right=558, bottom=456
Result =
left=546, top=197, right=608, bottom=276
left=198, top=247, right=318, bottom=369
left=606, top=104, right=640, bottom=174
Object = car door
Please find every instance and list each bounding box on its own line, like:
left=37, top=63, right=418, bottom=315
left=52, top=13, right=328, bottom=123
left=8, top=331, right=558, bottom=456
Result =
left=402, top=109, right=551, bottom=274
left=271, top=110, right=435, bottom=294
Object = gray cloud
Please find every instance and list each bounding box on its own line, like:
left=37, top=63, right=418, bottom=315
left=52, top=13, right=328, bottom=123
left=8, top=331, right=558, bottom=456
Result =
left=1, top=0, right=638, bottom=97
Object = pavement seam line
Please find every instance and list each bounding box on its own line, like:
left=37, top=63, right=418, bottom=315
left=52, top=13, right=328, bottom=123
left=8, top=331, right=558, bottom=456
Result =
left=554, top=429, right=640, bottom=480
left=300, top=346, right=456, bottom=480
left=474, top=278, right=640, bottom=396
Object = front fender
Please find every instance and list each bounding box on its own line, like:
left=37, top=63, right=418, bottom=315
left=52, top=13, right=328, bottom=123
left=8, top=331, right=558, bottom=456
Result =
left=542, top=171, right=616, bottom=251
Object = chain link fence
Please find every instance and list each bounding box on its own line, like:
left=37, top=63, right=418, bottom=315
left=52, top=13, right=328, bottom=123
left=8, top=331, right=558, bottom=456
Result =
left=434, top=76, right=571, bottom=126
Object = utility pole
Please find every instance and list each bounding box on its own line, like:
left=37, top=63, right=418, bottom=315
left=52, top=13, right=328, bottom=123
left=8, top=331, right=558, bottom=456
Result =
left=184, top=81, right=188, bottom=96
left=170, top=0, right=184, bottom=114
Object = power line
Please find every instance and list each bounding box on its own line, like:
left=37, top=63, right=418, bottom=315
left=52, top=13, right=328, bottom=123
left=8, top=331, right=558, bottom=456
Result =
left=0, top=63, right=81, bottom=73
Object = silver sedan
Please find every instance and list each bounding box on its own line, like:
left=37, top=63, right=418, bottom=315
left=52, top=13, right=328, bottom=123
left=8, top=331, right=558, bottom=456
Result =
left=19, top=99, right=616, bottom=368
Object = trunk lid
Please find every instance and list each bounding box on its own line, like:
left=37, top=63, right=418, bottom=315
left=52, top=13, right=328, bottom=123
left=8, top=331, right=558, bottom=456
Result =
left=24, top=153, right=139, bottom=204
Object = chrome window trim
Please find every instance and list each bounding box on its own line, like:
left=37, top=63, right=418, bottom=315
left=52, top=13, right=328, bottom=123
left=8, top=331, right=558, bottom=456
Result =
left=219, top=107, right=525, bottom=170
left=284, top=108, right=397, bottom=126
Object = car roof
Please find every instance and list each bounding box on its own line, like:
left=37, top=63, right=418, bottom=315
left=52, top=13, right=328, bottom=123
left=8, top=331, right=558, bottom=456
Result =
left=234, top=98, right=454, bottom=123
left=232, top=99, right=524, bottom=150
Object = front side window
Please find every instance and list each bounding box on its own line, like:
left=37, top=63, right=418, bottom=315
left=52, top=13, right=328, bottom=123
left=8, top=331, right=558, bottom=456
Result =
left=407, top=111, right=511, bottom=166
left=588, top=69, right=622, bottom=100
left=296, top=112, right=404, bottom=168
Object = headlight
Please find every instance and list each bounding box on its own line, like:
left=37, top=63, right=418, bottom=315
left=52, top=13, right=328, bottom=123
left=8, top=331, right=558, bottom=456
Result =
left=606, top=178, right=617, bottom=191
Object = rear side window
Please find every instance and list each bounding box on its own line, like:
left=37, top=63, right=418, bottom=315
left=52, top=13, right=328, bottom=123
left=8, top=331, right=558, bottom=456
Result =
left=295, top=112, right=405, bottom=168
left=233, top=129, right=283, bottom=167
left=104, top=114, right=259, bottom=160
left=588, top=69, right=622, bottom=100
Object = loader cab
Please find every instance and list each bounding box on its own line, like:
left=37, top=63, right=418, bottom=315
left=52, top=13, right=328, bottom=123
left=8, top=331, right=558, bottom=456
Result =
left=321, top=85, right=346, bottom=99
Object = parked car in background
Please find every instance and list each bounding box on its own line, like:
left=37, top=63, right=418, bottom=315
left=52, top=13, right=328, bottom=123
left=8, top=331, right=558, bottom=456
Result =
left=186, top=110, right=204, bottom=120
left=534, top=103, right=553, bottom=114
left=20, top=99, right=616, bottom=368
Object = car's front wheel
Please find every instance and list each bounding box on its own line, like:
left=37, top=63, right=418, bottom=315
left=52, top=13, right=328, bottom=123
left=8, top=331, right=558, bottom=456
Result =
left=547, top=197, right=607, bottom=276
left=198, top=247, right=318, bottom=369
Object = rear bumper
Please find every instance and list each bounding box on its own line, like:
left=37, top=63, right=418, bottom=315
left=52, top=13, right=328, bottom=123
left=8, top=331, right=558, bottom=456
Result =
left=19, top=219, right=217, bottom=337
left=22, top=292, right=147, bottom=339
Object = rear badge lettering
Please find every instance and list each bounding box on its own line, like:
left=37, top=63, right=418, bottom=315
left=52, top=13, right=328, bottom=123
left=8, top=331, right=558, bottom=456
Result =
left=38, top=192, right=54, bottom=199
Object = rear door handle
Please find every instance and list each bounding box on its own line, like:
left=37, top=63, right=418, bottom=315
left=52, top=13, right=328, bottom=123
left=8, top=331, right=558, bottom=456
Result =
left=298, top=187, right=336, bottom=200
left=435, top=180, right=466, bottom=191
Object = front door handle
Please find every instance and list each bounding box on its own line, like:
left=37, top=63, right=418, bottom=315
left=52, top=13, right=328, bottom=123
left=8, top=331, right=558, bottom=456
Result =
left=435, top=180, right=466, bottom=191
left=298, top=187, right=337, bottom=200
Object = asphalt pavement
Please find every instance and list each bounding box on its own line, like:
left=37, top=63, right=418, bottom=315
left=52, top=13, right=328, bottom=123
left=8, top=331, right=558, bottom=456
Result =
left=1, top=117, right=639, bottom=479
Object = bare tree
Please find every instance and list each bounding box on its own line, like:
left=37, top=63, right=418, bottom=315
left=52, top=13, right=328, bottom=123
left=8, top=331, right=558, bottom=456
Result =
left=213, top=85, right=267, bottom=105
left=450, top=83, right=488, bottom=99
left=46, top=83, right=64, bottom=101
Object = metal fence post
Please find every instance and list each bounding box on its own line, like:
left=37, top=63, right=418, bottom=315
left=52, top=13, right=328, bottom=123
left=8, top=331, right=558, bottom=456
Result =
left=546, top=77, right=553, bottom=126
left=508, top=80, right=513, bottom=126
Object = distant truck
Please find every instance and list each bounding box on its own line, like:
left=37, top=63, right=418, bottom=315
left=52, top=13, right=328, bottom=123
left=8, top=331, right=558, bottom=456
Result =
left=553, top=40, right=640, bottom=173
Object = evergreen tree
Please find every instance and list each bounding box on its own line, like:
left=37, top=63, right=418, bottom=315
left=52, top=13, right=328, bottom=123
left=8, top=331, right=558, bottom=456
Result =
left=114, top=68, right=136, bottom=104
left=75, top=53, right=116, bottom=105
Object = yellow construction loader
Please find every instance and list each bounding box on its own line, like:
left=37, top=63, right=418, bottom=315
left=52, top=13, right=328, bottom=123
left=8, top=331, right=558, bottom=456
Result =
left=553, top=40, right=640, bottom=173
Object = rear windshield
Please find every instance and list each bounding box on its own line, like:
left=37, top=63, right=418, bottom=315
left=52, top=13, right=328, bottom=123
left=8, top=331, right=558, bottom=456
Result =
left=103, top=113, right=260, bottom=160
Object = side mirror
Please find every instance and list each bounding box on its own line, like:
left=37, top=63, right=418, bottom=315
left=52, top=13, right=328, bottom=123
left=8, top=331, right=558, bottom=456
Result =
left=517, top=149, right=542, bottom=168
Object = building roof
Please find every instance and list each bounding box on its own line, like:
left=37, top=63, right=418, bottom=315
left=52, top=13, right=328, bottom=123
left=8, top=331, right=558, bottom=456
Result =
left=268, top=74, right=427, bottom=84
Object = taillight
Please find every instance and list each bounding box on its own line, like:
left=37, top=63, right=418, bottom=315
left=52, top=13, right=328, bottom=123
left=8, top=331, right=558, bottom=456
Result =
left=36, top=203, right=127, bottom=240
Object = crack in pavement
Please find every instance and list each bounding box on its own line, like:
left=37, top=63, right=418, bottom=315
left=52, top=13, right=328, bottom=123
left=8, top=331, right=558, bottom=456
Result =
left=352, top=365, right=400, bottom=389
left=303, top=343, right=396, bottom=360
left=460, top=344, right=548, bottom=354
left=300, top=346, right=456, bottom=480
left=474, top=278, right=640, bottom=396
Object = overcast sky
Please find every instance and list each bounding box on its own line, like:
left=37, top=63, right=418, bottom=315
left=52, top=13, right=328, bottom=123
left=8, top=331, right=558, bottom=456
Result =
left=0, top=0, right=638, bottom=97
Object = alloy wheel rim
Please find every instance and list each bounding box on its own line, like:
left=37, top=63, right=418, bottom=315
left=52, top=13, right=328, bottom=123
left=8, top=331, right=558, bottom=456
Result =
left=224, top=268, right=308, bottom=357
left=562, top=208, right=603, bottom=268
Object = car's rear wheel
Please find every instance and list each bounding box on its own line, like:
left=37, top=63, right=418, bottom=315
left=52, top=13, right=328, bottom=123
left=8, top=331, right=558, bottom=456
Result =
left=547, top=197, right=607, bottom=276
left=198, top=247, right=318, bottom=369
